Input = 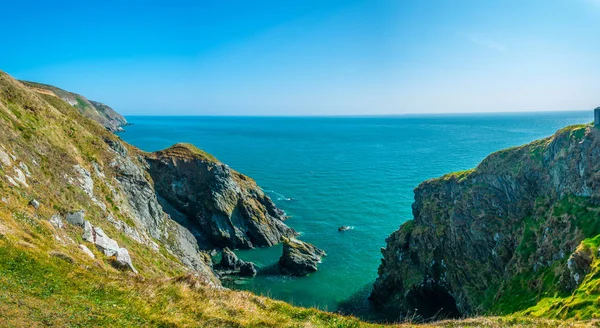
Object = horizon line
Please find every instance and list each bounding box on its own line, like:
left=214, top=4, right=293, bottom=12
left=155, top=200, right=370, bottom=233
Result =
left=122, top=108, right=592, bottom=118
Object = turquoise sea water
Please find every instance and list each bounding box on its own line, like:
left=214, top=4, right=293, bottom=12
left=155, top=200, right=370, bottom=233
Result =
left=120, top=112, right=592, bottom=316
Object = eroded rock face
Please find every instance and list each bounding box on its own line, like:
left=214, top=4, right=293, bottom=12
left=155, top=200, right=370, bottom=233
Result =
left=279, top=237, right=326, bottom=276
left=144, top=143, right=297, bottom=250
left=371, top=125, right=600, bottom=320
left=106, top=139, right=218, bottom=282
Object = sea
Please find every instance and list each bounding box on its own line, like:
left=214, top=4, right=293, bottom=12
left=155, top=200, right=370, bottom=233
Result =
left=119, top=111, right=592, bottom=318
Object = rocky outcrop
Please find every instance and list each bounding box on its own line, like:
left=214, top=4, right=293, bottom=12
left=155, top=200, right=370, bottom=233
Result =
left=144, top=143, right=297, bottom=250
left=371, top=124, right=600, bottom=320
left=218, top=247, right=258, bottom=277
left=279, top=237, right=326, bottom=276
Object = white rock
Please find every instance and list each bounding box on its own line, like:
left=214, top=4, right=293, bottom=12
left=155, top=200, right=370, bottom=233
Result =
left=79, top=244, right=95, bottom=259
left=115, top=247, right=138, bottom=273
left=12, top=167, right=28, bottom=187
left=74, top=165, right=94, bottom=197
left=5, top=176, right=18, bottom=187
left=19, top=162, right=31, bottom=177
left=82, top=220, right=94, bottom=242
left=49, top=214, right=64, bottom=229
left=0, top=149, right=12, bottom=167
left=93, top=227, right=119, bottom=256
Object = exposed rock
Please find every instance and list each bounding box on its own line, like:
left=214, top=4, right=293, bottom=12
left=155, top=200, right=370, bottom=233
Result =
left=79, top=244, right=95, bottom=259
left=19, top=162, right=31, bottom=177
left=279, top=237, right=326, bottom=276
left=49, top=214, right=64, bottom=229
left=29, top=199, right=40, bottom=209
left=0, top=148, right=12, bottom=167
left=82, top=220, right=94, bottom=242
left=561, top=246, right=593, bottom=292
left=73, top=165, right=94, bottom=197
left=144, top=143, right=297, bottom=249
left=218, top=247, right=257, bottom=277
left=65, top=211, right=85, bottom=227
left=93, top=227, right=120, bottom=256
left=114, top=247, right=138, bottom=273
left=371, top=124, right=600, bottom=319
left=12, top=167, right=28, bottom=187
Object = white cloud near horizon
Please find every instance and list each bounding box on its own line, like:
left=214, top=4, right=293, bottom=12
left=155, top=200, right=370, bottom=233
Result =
left=466, top=34, right=508, bottom=53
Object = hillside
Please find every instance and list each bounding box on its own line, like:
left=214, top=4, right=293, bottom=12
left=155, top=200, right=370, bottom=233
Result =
left=371, top=122, right=600, bottom=321
left=20, top=80, right=128, bottom=132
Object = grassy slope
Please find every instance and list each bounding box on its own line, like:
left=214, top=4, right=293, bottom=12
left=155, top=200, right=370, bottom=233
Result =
left=0, top=70, right=597, bottom=327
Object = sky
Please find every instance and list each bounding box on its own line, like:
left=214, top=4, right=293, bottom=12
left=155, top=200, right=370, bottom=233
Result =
left=1, top=0, right=599, bottom=116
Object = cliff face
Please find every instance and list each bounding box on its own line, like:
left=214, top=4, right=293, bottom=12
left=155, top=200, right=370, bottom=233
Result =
left=21, top=81, right=127, bottom=132
left=0, top=71, right=295, bottom=286
left=371, top=124, right=600, bottom=320
left=144, top=143, right=296, bottom=249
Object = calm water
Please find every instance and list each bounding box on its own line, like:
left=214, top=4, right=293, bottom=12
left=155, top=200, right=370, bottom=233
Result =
left=120, top=111, right=591, bottom=316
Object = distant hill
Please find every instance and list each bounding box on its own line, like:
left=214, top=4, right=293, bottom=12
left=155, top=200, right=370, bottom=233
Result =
left=20, top=80, right=127, bottom=132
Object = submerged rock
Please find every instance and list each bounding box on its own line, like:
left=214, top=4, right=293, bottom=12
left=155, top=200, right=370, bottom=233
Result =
left=279, top=237, right=326, bottom=276
left=218, top=247, right=257, bottom=277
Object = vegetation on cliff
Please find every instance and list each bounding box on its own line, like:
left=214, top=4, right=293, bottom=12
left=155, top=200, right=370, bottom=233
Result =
left=372, top=122, right=600, bottom=322
left=1, top=69, right=598, bottom=327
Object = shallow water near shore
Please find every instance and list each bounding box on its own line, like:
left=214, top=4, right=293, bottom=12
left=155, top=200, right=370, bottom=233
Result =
left=120, top=111, right=591, bottom=317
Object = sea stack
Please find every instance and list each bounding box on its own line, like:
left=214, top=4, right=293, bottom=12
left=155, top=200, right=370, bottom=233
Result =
left=595, top=107, right=600, bottom=127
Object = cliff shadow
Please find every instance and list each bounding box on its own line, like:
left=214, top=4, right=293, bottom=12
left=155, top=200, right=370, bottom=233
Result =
left=156, top=195, right=213, bottom=250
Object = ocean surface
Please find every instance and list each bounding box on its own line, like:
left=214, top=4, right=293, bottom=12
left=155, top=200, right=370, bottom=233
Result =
left=120, top=111, right=592, bottom=317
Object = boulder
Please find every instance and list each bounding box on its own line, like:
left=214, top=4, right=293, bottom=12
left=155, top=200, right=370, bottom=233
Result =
left=114, top=247, right=138, bottom=273
left=279, top=237, right=326, bottom=276
left=93, top=227, right=119, bottom=256
left=65, top=210, right=85, bottom=227
left=219, top=247, right=257, bottom=277
left=82, top=220, right=94, bottom=242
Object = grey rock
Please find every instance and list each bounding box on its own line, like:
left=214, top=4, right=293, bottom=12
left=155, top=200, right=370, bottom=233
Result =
left=279, top=237, right=326, bottom=276
left=114, top=247, right=138, bottom=273
left=144, top=144, right=297, bottom=250
left=82, top=220, right=94, bottom=242
left=219, top=247, right=257, bottom=277
left=49, top=214, right=64, bottom=229
left=239, top=261, right=258, bottom=277
left=65, top=211, right=85, bottom=227
left=29, top=199, right=40, bottom=209
left=93, top=227, right=119, bottom=256
left=79, top=244, right=95, bottom=259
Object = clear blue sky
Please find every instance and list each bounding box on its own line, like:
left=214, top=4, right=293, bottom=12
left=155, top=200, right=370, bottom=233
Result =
left=2, top=0, right=599, bottom=115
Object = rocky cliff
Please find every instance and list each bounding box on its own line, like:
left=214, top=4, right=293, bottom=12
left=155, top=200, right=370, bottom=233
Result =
left=144, top=143, right=297, bottom=249
left=0, top=70, right=297, bottom=285
left=371, top=123, right=600, bottom=320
